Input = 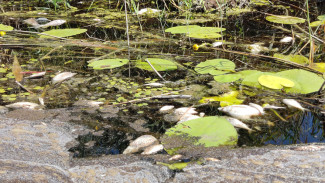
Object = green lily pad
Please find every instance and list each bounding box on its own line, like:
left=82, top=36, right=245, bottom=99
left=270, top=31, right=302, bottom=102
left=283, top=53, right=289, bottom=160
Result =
left=166, top=25, right=225, bottom=39
left=165, top=25, right=201, bottom=34
left=273, top=53, right=309, bottom=65
left=258, top=75, right=295, bottom=89
left=277, top=69, right=324, bottom=94
left=0, top=24, right=14, bottom=31
left=209, top=70, right=229, bottom=75
left=135, top=58, right=177, bottom=71
left=188, top=32, right=222, bottom=39
left=195, top=59, right=236, bottom=74
left=164, top=116, right=238, bottom=148
left=214, top=74, right=241, bottom=83
left=266, top=15, right=305, bottom=24
left=40, top=28, right=87, bottom=38
left=88, top=59, right=129, bottom=70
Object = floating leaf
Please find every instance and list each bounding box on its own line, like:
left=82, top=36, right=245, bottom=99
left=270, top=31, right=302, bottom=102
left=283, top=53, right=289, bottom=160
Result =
left=309, top=20, right=325, bottom=27
left=266, top=15, right=305, bottom=24
left=164, top=116, right=237, bottom=147
left=214, top=74, right=241, bottom=83
left=309, top=63, right=325, bottom=73
left=40, top=28, right=87, bottom=38
left=166, top=25, right=225, bottom=39
left=277, top=69, right=324, bottom=94
left=273, top=53, right=309, bottom=65
left=258, top=75, right=295, bottom=89
left=165, top=25, right=200, bottom=34
left=12, top=55, right=23, bottom=82
left=135, top=58, right=177, bottom=71
left=188, top=32, right=222, bottom=39
left=195, top=59, right=235, bottom=74
left=241, top=71, right=270, bottom=88
left=318, top=14, right=325, bottom=20
left=88, top=59, right=129, bottom=70
left=209, top=70, right=229, bottom=75
left=0, top=24, right=14, bottom=31
left=199, top=91, right=244, bottom=107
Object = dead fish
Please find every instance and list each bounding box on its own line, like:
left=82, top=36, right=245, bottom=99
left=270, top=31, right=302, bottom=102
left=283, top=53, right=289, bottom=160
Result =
left=212, top=42, right=223, bottom=47
left=23, top=18, right=40, bottom=28
left=141, top=144, right=164, bottom=155
left=282, top=99, right=306, bottom=111
left=25, top=71, right=46, bottom=79
left=123, top=135, right=159, bottom=154
left=159, top=105, right=175, bottom=114
left=225, top=117, right=253, bottom=131
left=144, top=82, right=164, bottom=87
left=137, top=8, right=161, bottom=15
left=178, top=114, right=201, bottom=124
left=169, top=154, right=183, bottom=161
left=52, top=72, right=77, bottom=84
left=218, top=103, right=264, bottom=119
left=5, top=102, right=41, bottom=110
left=38, top=19, right=66, bottom=28
left=73, top=100, right=103, bottom=107
left=174, top=107, right=198, bottom=115
left=263, top=104, right=285, bottom=109
left=280, top=36, right=293, bottom=43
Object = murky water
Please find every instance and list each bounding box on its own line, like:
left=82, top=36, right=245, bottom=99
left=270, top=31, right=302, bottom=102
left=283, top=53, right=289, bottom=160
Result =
left=0, top=0, right=324, bottom=157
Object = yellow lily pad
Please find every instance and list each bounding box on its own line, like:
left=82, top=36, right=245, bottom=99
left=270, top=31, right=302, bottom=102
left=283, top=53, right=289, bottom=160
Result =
left=199, top=91, right=244, bottom=107
left=258, top=75, right=295, bottom=89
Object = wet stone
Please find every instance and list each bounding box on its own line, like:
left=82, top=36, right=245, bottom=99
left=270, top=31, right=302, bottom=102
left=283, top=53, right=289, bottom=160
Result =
left=0, top=106, right=8, bottom=114
left=129, top=119, right=150, bottom=132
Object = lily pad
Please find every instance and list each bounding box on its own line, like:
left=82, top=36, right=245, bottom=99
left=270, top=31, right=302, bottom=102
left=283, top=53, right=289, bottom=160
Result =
left=40, top=28, right=87, bottom=38
left=277, top=69, right=324, bottom=94
left=188, top=32, right=222, bottom=39
left=266, top=15, right=305, bottom=24
left=165, top=25, right=225, bottom=39
left=88, top=59, right=129, bottom=70
left=135, top=58, right=177, bottom=71
left=165, top=25, right=200, bottom=34
left=164, top=116, right=238, bottom=148
left=273, top=53, right=309, bottom=65
left=0, top=24, right=14, bottom=31
left=209, top=70, right=229, bottom=75
left=195, top=59, right=235, bottom=74
left=214, top=73, right=241, bottom=83
left=199, top=91, right=244, bottom=107
left=258, top=75, right=295, bottom=89
left=309, top=63, right=325, bottom=73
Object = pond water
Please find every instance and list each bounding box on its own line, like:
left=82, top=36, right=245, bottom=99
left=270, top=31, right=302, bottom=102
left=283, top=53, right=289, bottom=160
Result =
left=0, top=0, right=324, bottom=157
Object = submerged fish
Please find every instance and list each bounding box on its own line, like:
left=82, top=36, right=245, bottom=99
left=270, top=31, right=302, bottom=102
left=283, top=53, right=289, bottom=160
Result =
left=225, top=117, right=253, bottom=131
left=5, top=102, right=41, bottom=110
left=282, top=99, right=306, bottom=111
left=218, top=103, right=264, bottom=119
left=123, top=135, right=159, bottom=154
left=52, top=72, right=77, bottom=84
left=141, top=144, right=164, bottom=155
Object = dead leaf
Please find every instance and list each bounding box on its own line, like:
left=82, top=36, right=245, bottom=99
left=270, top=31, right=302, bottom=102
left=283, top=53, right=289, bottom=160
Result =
left=12, top=55, right=23, bottom=82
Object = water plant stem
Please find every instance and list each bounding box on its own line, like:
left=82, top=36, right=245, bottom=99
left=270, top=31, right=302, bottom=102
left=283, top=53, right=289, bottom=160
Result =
left=124, top=0, right=131, bottom=77
left=145, top=59, right=166, bottom=81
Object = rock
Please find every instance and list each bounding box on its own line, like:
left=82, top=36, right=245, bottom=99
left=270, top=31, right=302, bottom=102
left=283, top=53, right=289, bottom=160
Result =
left=0, top=106, right=8, bottom=114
